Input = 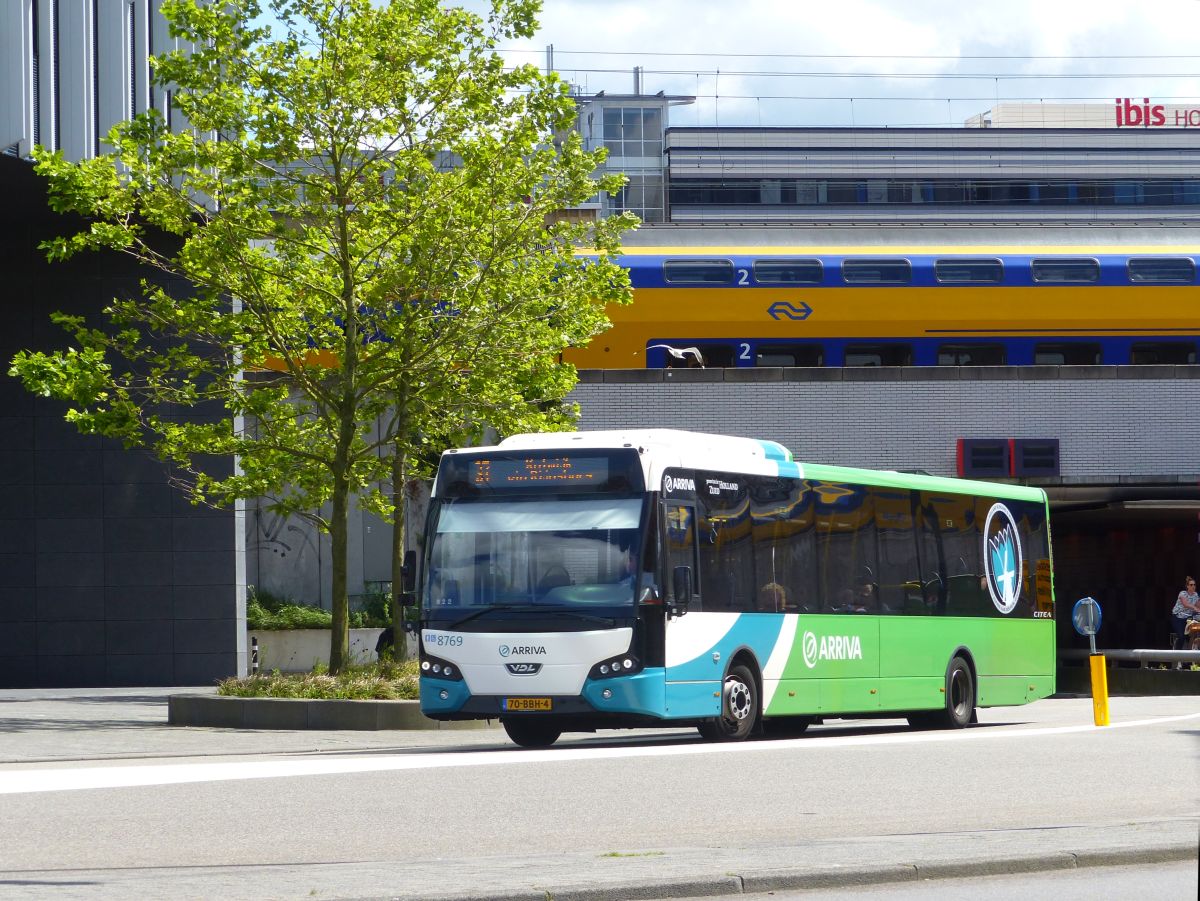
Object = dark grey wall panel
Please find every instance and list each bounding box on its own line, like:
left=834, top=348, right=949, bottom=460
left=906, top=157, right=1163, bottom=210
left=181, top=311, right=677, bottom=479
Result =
left=173, top=586, right=236, bottom=621
left=106, top=620, right=174, bottom=655
left=0, top=658, right=36, bottom=687
left=35, top=587, right=105, bottom=621
left=105, top=587, right=172, bottom=621
left=0, top=154, right=244, bottom=687
left=0, top=622, right=35, bottom=656
left=106, top=654, right=176, bottom=686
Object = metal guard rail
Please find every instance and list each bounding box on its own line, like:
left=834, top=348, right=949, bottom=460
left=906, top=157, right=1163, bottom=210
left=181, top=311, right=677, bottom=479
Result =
left=1059, top=649, right=1200, bottom=667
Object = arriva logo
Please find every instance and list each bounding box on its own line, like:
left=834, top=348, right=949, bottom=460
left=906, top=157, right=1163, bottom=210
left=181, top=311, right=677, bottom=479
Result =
left=801, top=631, right=864, bottom=669
left=664, top=475, right=696, bottom=493
left=983, top=502, right=1024, bottom=615
left=499, top=644, right=546, bottom=657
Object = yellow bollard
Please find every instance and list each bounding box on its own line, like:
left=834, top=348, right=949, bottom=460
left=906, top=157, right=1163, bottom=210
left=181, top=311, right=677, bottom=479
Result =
left=1089, top=654, right=1110, bottom=727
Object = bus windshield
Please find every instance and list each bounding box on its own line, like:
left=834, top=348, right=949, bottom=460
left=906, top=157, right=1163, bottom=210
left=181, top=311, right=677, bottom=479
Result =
left=425, top=496, right=645, bottom=613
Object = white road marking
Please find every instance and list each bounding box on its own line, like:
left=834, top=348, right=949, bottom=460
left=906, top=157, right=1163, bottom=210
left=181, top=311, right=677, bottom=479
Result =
left=2, top=712, right=1197, bottom=796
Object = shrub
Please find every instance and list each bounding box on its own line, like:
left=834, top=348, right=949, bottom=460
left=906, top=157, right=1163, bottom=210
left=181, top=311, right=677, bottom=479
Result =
left=217, top=659, right=420, bottom=700
left=247, top=585, right=394, bottom=629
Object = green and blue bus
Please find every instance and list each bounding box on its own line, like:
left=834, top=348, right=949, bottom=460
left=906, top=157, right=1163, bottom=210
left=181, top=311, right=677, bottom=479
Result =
left=417, top=430, right=1055, bottom=748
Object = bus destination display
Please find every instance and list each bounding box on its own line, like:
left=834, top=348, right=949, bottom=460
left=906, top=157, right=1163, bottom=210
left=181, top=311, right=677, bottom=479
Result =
left=470, top=456, right=607, bottom=487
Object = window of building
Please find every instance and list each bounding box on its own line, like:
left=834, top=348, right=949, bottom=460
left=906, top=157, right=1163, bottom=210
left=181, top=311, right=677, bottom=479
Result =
left=1034, top=343, right=1101, bottom=365
left=845, top=344, right=913, bottom=367
left=753, top=259, right=823, bottom=285
left=602, top=106, right=663, bottom=159
left=1127, top=258, right=1196, bottom=284
left=935, top=259, right=1004, bottom=284
left=663, top=260, right=734, bottom=285
left=612, top=172, right=665, bottom=223
left=1130, top=342, right=1197, bottom=364
left=843, top=260, right=911, bottom=286
left=756, top=344, right=824, bottom=367
left=937, top=344, right=1006, bottom=366
left=1031, top=259, right=1100, bottom=284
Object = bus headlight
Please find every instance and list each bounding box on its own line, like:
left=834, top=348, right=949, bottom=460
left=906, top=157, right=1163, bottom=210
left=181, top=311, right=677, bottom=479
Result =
left=588, top=655, right=642, bottom=680
left=419, top=653, right=463, bottom=681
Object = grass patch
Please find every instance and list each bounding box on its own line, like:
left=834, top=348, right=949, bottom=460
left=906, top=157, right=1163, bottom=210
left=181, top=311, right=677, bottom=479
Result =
left=217, top=659, right=420, bottom=700
left=598, top=851, right=665, bottom=859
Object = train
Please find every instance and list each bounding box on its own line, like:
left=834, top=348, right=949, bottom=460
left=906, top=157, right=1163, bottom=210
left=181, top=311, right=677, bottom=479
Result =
left=562, top=226, right=1200, bottom=370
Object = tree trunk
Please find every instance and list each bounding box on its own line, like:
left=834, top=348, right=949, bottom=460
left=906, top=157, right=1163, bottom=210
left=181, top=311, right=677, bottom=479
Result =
left=328, top=453, right=353, bottom=674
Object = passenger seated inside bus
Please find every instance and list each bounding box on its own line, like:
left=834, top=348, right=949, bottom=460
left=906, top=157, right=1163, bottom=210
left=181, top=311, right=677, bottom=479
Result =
left=759, top=581, right=796, bottom=613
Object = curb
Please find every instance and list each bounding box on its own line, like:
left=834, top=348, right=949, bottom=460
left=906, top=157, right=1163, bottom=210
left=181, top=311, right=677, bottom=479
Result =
left=393, top=844, right=1198, bottom=901
left=167, top=695, right=498, bottom=731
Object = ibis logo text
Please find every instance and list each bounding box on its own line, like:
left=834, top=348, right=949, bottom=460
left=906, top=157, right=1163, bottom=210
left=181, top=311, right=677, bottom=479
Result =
left=1115, top=97, right=1200, bottom=128
left=801, top=631, right=864, bottom=669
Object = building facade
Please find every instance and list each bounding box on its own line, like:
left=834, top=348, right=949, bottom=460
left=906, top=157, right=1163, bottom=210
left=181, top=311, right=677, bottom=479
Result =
left=1, top=1, right=244, bottom=687
left=573, top=91, right=1200, bottom=224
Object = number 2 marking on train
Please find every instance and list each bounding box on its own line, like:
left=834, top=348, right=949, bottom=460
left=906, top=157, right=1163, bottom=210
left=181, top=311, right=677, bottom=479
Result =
left=739, top=343, right=751, bottom=360
left=737, top=268, right=750, bottom=285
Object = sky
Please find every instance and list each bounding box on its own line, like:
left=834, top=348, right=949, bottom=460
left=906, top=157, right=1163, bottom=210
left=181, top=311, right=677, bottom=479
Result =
left=471, top=0, right=1200, bottom=127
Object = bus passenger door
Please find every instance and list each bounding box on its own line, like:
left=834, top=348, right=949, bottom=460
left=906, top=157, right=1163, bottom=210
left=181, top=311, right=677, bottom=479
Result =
left=661, top=502, right=723, bottom=718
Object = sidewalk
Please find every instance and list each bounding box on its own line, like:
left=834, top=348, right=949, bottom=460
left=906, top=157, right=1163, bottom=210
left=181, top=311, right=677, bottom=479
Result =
left=1, top=688, right=1197, bottom=900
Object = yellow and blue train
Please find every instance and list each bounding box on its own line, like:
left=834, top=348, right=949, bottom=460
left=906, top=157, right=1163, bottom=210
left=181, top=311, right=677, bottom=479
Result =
left=564, top=228, right=1200, bottom=369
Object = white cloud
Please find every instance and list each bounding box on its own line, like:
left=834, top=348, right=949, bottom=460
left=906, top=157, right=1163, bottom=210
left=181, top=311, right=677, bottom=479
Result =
left=476, top=0, right=1200, bottom=125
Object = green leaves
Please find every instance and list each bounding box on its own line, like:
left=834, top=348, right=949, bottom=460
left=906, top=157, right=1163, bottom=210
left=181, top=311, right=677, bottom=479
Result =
left=13, top=0, right=634, bottom=672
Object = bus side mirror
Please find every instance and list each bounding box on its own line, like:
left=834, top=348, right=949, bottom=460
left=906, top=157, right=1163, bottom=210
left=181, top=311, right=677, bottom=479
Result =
left=401, top=549, right=418, bottom=602
left=671, top=565, right=692, bottom=616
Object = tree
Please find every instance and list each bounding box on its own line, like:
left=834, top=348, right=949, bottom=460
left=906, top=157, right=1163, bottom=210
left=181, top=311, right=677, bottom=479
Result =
left=9, top=0, right=634, bottom=673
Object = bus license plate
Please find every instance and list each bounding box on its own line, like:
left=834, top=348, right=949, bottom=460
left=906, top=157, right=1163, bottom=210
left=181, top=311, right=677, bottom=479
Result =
left=504, top=697, right=552, bottom=711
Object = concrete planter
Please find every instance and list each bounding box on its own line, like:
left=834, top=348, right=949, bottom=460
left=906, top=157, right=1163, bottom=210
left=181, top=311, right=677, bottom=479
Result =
left=248, top=628, right=407, bottom=673
left=168, top=695, right=497, bottom=731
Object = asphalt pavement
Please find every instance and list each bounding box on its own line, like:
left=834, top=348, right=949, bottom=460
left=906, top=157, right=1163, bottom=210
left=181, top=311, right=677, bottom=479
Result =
left=0, top=687, right=1197, bottom=901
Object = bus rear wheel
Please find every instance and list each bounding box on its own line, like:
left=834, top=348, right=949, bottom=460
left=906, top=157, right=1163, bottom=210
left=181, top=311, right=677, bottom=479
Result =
left=698, top=664, right=759, bottom=742
left=910, top=656, right=975, bottom=730
left=502, top=718, right=562, bottom=749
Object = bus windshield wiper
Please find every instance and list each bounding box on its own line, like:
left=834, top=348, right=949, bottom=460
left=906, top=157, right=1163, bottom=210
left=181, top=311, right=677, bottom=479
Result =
left=540, top=610, right=619, bottom=627
left=445, top=604, right=524, bottom=629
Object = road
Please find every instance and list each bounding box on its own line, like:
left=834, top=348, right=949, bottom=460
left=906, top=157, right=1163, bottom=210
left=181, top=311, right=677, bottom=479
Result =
left=0, top=692, right=1196, bottom=900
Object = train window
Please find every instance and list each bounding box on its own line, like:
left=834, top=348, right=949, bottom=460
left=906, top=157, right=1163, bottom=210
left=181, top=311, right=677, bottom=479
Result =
left=845, top=344, right=913, bottom=367
left=934, top=259, right=1004, bottom=284
left=1031, top=259, right=1100, bottom=284
left=756, top=344, right=824, bottom=367
left=1034, top=343, right=1101, bottom=365
left=1127, top=258, right=1196, bottom=284
left=842, top=259, right=911, bottom=285
left=663, top=260, right=734, bottom=284
left=1131, top=342, right=1197, bottom=364
left=937, top=344, right=1006, bottom=366
left=753, top=259, right=823, bottom=285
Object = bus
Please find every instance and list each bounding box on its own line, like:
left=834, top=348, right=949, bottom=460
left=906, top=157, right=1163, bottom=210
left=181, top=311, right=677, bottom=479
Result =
left=417, top=429, right=1056, bottom=748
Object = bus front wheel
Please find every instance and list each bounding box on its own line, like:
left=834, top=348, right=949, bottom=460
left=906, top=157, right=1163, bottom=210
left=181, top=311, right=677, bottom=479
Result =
left=698, top=663, right=759, bottom=742
left=502, top=718, right=562, bottom=749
